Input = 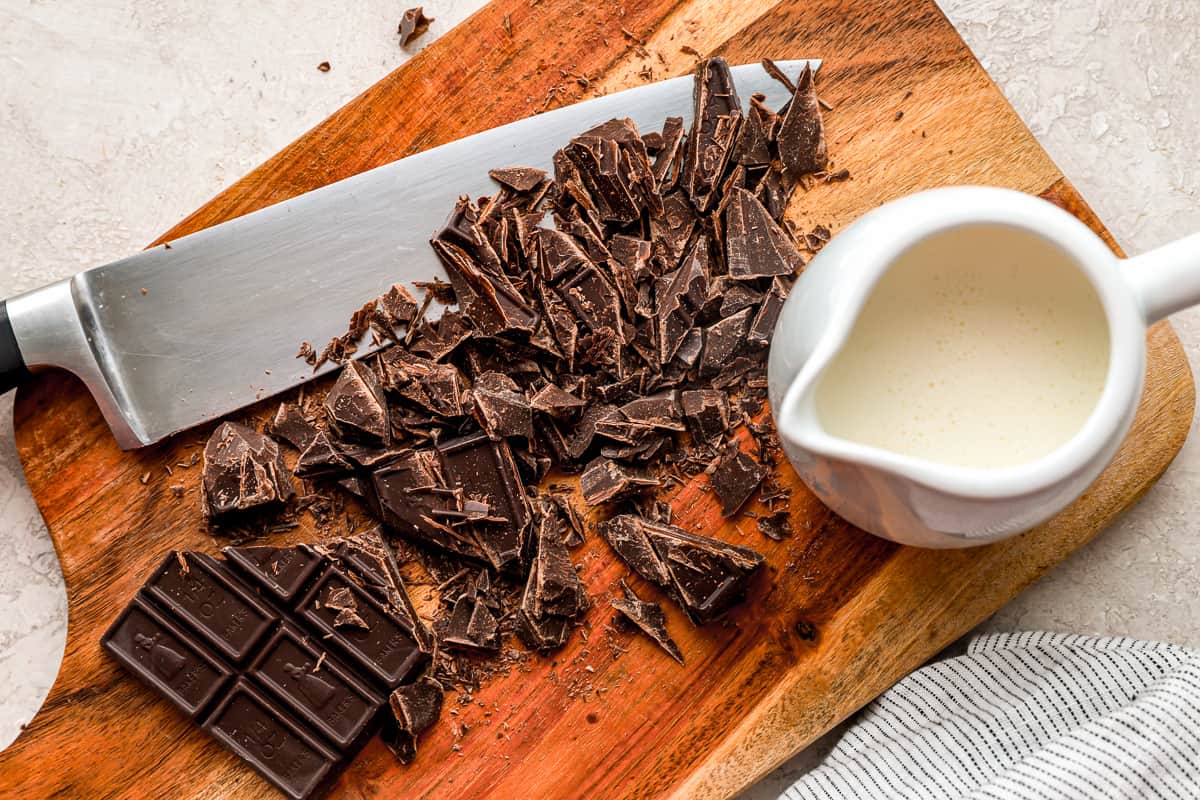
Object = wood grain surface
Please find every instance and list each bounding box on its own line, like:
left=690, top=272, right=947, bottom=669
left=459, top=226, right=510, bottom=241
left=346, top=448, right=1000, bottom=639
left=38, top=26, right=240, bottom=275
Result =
left=1, top=0, right=1193, bottom=798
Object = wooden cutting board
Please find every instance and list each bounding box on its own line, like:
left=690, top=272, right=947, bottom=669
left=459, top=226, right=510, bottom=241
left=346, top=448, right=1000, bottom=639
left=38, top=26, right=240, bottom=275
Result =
left=1, top=0, right=1194, bottom=798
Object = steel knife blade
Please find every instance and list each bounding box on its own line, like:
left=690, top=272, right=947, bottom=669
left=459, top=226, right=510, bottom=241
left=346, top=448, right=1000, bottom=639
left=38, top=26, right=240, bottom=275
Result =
left=2, top=60, right=816, bottom=448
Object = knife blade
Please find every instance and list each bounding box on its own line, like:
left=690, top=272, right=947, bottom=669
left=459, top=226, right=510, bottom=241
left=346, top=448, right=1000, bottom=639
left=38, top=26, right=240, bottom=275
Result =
left=1, top=60, right=817, bottom=449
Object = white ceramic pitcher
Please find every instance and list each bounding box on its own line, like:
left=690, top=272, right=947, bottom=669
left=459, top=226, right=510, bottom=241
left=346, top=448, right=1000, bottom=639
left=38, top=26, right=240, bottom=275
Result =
left=767, top=186, right=1200, bottom=548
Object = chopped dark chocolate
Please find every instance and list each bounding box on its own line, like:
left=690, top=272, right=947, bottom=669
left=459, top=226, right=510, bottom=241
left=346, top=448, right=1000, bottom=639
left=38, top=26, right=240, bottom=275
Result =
left=699, top=307, right=752, bottom=378
left=440, top=591, right=501, bottom=652
left=488, top=166, right=548, bottom=193
left=599, top=515, right=765, bottom=623
left=399, top=6, right=434, bottom=46
left=385, top=677, right=444, bottom=764
left=325, top=360, right=391, bottom=445
left=471, top=371, right=534, bottom=440
left=711, top=447, right=767, bottom=516
left=732, top=94, right=778, bottom=166
left=580, top=457, right=659, bottom=505
left=611, top=581, right=683, bottom=664
left=747, top=277, right=789, bottom=347
left=527, top=503, right=588, bottom=618
left=777, top=63, right=828, bottom=177
left=379, top=347, right=466, bottom=418
left=681, top=389, right=731, bottom=444
left=528, top=383, right=586, bottom=419
left=201, top=422, right=295, bottom=518
left=757, top=511, right=793, bottom=541
left=294, top=431, right=354, bottom=479
left=651, top=116, right=685, bottom=190
left=380, top=283, right=419, bottom=326
left=269, top=402, right=319, bottom=451
left=682, top=58, right=743, bottom=211
left=724, top=188, right=805, bottom=280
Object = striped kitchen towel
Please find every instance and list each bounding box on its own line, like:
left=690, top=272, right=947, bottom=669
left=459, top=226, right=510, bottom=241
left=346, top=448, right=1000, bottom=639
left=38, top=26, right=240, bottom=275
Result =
left=783, top=631, right=1200, bottom=800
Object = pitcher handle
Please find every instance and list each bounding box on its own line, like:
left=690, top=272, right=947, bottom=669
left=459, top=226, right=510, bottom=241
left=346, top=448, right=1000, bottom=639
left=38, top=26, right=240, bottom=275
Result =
left=1123, top=232, right=1200, bottom=323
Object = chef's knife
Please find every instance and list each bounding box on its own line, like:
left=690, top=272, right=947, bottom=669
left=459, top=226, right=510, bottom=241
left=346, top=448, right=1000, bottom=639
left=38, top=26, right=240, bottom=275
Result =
left=0, top=60, right=817, bottom=449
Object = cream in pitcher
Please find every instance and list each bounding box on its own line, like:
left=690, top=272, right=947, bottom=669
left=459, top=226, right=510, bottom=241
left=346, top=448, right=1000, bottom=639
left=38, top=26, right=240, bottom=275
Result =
left=768, top=186, right=1200, bottom=548
left=813, top=225, right=1111, bottom=469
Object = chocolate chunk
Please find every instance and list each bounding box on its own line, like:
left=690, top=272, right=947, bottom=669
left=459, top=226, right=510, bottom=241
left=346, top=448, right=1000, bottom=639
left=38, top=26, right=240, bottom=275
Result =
left=202, top=422, right=295, bottom=518
left=561, top=117, right=660, bottom=224
left=380, top=283, right=419, bottom=326
left=711, top=447, right=767, bottom=516
left=145, top=552, right=278, bottom=664
left=732, top=94, right=778, bottom=166
left=535, top=227, right=590, bottom=281
left=716, top=281, right=763, bottom=317
left=489, top=166, right=548, bottom=193
left=326, top=584, right=369, bottom=630
left=471, top=372, right=534, bottom=440
left=682, top=58, right=743, bottom=211
left=102, top=594, right=232, bottom=718
left=269, top=403, right=319, bottom=451
left=370, top=451, right=474, bottom=561
left=561, top=264, right=622, bottom=336
left=385, top=677, right=444, bottom=764
left=754, top=167, right=792, bottom=224
left=409, top=310, right=473, bottom=361
left=515, top=605, right=572, bottom=652
left=432, top=201, right=536, bottom=336
left=528, top=383, right=586, bottom=419
left=681, top=389, right=731, bottom=444
left=599, top=515, right=765, bottom=623
left=596, top=515, right=673, bottom=586
left=643, top=522, right=765, bottom=623
left=325, top=360, right=391, bottom=445
left=650, top=191, right=697, bottom=271
left=398, top=6, right=434, bottom=46
left=580, top=457, right=659, bottom=505
left=619, top=390, right=685, bottom=432
left=656, top=236, right=710, bottom=364
left=379, top=348, right=466, bottom=418
left=673, top=328, right=704, bottom=368
left=699, top=307, right=752, bottom=378
left=746, top=277, right=789, bottom=348
left=611, top=582, right=683, bottom=664
left=294, top=432, right=354, bottom=479
left=528, top=503, right=588, bottom=618
left=249, top=624, right=385, bottom=751
left=550, top=491, right=586, bottom=547
left=757, top=511, right=793, bottom=541
left=724, top=188, right=804, bottom=279
left=436, top=432, right=530, bottom=572
left=298, top=567, right=427, bottom=688
left=439, top=590, right=501, bottom=652
left=328, top=529, right=434, bottom=653
left=777, top=63, right=828, bottom=177
left=651, top=116, right=685, bottom=190
left=206, top=678, right=340, bottom=800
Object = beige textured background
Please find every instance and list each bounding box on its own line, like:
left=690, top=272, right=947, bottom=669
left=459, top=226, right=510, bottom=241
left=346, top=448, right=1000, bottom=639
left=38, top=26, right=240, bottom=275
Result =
left=0, top=1, right=1197, bottom=796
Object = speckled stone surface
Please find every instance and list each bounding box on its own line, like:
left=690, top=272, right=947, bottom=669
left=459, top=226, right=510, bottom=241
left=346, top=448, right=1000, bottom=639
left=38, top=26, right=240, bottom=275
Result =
left=0, top=2, right=1196, bottom=796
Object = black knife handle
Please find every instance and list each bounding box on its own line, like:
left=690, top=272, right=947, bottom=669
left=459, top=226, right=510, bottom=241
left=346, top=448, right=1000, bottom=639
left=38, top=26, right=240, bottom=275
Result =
left=0, top=300, right=30, bottom=394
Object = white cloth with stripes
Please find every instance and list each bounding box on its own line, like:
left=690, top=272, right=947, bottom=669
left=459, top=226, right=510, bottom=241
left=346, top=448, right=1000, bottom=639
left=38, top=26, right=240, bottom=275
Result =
left=783, top=631, right=1200, bottom=800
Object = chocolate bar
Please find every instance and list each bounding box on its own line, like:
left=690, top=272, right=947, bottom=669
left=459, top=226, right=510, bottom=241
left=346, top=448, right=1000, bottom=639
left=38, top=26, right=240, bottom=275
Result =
left=104, top=539, right=430, bottom=799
